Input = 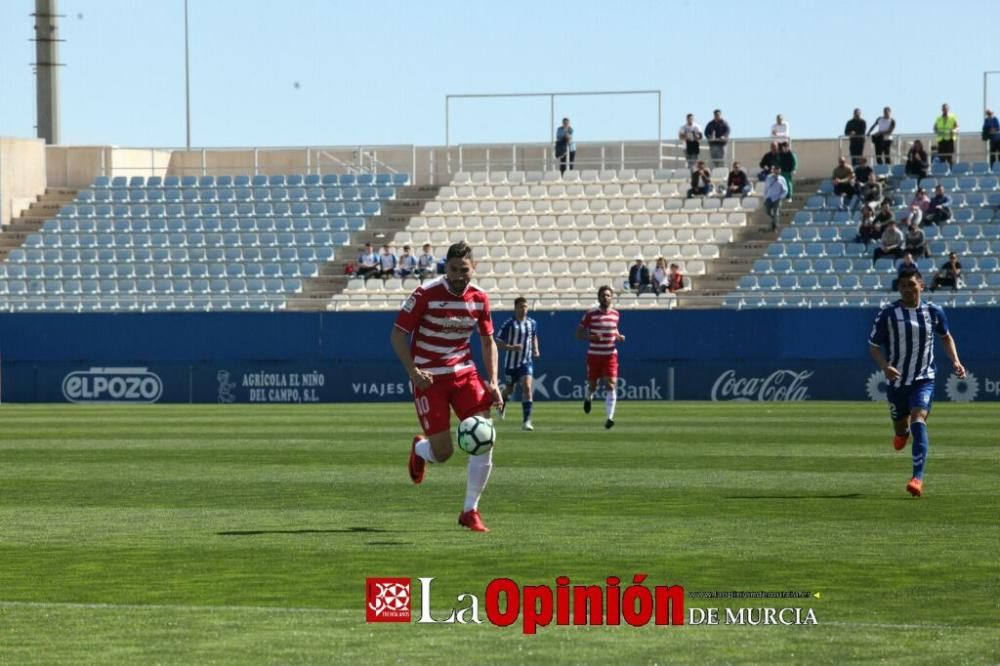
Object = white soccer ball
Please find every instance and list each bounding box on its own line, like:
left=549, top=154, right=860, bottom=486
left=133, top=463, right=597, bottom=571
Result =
left=457, top=415, right=495, bottom=456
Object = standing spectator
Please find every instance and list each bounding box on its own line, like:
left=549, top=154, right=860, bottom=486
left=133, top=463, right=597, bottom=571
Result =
left=398, top=244, right=418, bottom=278
left=983, top=109, right=1000, bottom=167
left=725, top=161, right=752, bottom=197
left=905, top=141, right=930, bottom=181
left=854, top=206, right=879, bottom=246
left=356, top=242, right=379, bottom=278
left=861, top=172, right=883, bottom=209
left=867, top=107, right=896, bottom=165
left=758, top=142, right=780, bottom=181
left=892, top=253, right=919, bottom=291
left=687, top=160, right=712, bottom=198
left=763, top=165, right=788, bottom=231
left=417, top=243, right=437, bottom=279
left=666, top=263, right=685, bottom=293
left=831, top=156, right=856, bottom=210
left=778, top=142, right=797, bottom=200
left=904, top=219, right=929, bottom=258
left=377, top=243, right=398, bottom=278
left=930, top=252, right=963, bottom=291
left=555, top=117, right=576, bottom=174
left=910, top=187, right=931, bottom=214
left=628, top=256, right=652, bottom=293
left=933, top=103, right=959, bottom=165
left=770, top=114, right=790, bottom=143
left=924, top=185, right=953, bottom=226
left=873, top=220, right=905, bottom=266
left=704, top=109, right=731, bottom=168
left=844, top=108, right=868, bottom=165
left=678, top=114, right=703, bottom=168
left=652, top=257, right=670, bottom=294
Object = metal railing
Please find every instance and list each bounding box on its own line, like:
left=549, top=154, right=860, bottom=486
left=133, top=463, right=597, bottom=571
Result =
left=836, top=132, right=968, bottom=165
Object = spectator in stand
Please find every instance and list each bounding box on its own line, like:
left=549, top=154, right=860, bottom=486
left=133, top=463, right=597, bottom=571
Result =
left=763, top=165, right=789, bottom=231
left=933, top=103, right=959, bottom=165
left=417, top=243, right=437, bottom=279
left=855, top=206, right=879, bottom=246
left=892, top=253, right=919, bottom=290
left=924, top=184, right=953, bottom=226
left=852, top=156, right=873, bottom=208
left=867, top=107, right=896, bottom=165
left=628, top=256, right=652, bottom=294
left=930, top=252, right=963, bottom=291
left=874, top=199, right=895, bottom=232
left=758, top=142, right=780, bottom=181
left=905, top=140, right=930, bottom=181
left=376, top=243, right=398, bottom=279
left=983, top=109, right=1000, bottom=167
left=678, top=114, right=703, bottom=168
left=666, top=263, right=685, bottom=293
left=778, top=142, right=797, bottom=200
left=831, top=156, right=856, bottom=210
left=704, top=109, right=731, bottom=168
left=903, top=202, right=924, bottom=229
left=771, top=114, right=790, bottom=143
left=910, top=187, right=931, bottom=215
left=555, top=117, right=576, bottom=174
left=687, top=160, right=712, bottom=198
left=904, top=218, right=929, bottom=258
left=725, top=161, right=752, bottom=197
left=652, top=257, right=670, bottom=294
left=398, top=244, right=417, bottom=278
left=873, top=219, right=905, bottom=266
left=861, top=172, right=883, bottom=209
left=356, top=242, right=380, bottom=278
left=844, top=108, right=868, bottom=165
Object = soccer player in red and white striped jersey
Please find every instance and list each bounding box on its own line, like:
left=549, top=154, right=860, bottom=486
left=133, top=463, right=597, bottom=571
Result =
left=576, top=285, right=625, bottom=429
left=390, top=241, right=503, bottom=532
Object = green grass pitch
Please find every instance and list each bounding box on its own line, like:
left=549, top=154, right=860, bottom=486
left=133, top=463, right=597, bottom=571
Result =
left=0, top=402, right=997, bottom=664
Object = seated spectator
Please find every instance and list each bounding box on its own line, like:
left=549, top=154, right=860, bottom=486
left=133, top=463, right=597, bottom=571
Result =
left=904, top=219, right=929, bottom=258
left=874, top=199, right=894, bottom=232
left=905, top=140, right=929, bottom=181
left=652, top=257, right=670, bottom=293
left=397, top=244, right=417, bottom=278
left=910, top=187, right=931, bottom=214
left=903, top=204, right=924, bottom=230
left=758, top=142, right=780, bottom=181
left=853, top=156, right=873, bottom=187
left=930, top=252, right=963, bottom=291
left=628, top=256, right=652, bottom=293
left=355, top=242, right=379, bottom=278
left=725, top=161, right=751, bottom=197
left=687, top=161, right=712, bottom=198
left=873, top=220, right=904, bottom=265
left=376, top=244, right=398, bottom=279
left=666, top=263, right=685, bottom=293
left=831, top=156, right=856, bottom=209
left=923, top=185, right=952, bottom=226
left=861, top=172, right=882, bottom=208
left=854, top=207, right=879, bottom=246
left=417, top=243, right=436, bottom=279
left=892, top=253, right=918, bottom=290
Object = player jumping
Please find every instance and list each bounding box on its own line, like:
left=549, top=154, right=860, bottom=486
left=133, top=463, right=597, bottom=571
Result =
left=390, top=241, right=503, bottom=532
left=576, top=285, right=625, bottom=429
left=495, top=297, right=541, bottom=431
left=868, top=268, right=966, bottom=497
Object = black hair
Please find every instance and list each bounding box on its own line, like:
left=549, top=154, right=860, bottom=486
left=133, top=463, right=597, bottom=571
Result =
left=898, top=266, right=922, bottom=281
left=597, top=285, right=613, bottom=299
left=514, top=296, right=527, bottom=307
left=445, top=241, right=474, bottom=262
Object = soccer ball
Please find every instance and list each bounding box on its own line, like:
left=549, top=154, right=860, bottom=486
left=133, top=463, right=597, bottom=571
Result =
left=457, top=416, right=495, bottom=456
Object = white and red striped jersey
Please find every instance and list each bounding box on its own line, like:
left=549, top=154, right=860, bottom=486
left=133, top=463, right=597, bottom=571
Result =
left=579, top=307, right=621, bottom=357
left=394, top=277, right=494, bottom=377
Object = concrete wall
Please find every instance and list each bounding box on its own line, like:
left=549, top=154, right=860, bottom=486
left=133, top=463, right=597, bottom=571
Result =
left=0, top=137, right=47, bottom=226
left=46, top=146, right=171, bottom=188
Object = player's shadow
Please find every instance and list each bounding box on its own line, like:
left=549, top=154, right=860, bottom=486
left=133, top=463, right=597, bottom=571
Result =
left=722, top=493, right=864, bottom=500
left=216, top=526, right=393, bottom=536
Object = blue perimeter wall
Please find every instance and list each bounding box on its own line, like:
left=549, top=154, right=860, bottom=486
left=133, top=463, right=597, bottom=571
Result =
left=0, top=308, right=997, bottom=404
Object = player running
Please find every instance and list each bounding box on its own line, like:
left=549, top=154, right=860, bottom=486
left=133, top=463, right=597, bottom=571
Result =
left=495, top=296, right=541, bottom=431
left=868, top=268, right=966, bottom=497
left=576, top=285, right=625, bottom=429
left=390, top=241, right=503, bottom=532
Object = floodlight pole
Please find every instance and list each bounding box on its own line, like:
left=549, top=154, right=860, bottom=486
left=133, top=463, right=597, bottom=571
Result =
left=184, top=0, right=191, bottom=149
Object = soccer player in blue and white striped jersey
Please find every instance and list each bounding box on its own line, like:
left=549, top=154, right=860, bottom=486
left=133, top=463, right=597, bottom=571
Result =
left=495, top=297, right=541, bottom=431
left=868, top=268, right=966, bottom=497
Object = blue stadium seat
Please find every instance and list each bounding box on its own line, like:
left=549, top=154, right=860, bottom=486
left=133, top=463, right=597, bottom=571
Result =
left=930, top=162, right=950, bottom=176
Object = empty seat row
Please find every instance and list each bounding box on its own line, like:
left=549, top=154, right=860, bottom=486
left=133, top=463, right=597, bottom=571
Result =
left=725, top=292, right=1000, bottom=309
left=94, top=173, right=410, bottom=188
left=406, top=212, right=748, bottom=232
left=78, top=186, right=395, bottom=204
left=451, top=168, right=701, bottom=186
left=399, top=227, right=733, bottom=247
left=20, top=231, right=351, bottom=251
left=0, top=261, right=320, bottom=280
left=422, top=197, right=756, bottom=216
left=7, top=245, right=331, bottom=266
left=59, top=201, right=381, bottom=219
left=0, top=294, right=293, bottom=313
left=0, top=277, right=305, bottom=296
left=44, top=216, right=365, bottom=234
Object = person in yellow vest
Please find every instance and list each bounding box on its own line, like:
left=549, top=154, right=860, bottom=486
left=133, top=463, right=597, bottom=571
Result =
left=933, top=103, right=959, bottom=165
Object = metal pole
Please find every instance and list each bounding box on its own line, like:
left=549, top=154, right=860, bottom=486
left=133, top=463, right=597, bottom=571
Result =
left=657, top=91, right=662, bottom=168
left=445, top=96, right=450, bottom=147
left=550, top=94, right=555, bottom=145
left=184, top=0, right=191, bottom=149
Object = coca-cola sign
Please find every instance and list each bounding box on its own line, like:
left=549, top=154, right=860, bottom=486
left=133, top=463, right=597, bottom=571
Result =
left=710, top=369, right=813, bottom=402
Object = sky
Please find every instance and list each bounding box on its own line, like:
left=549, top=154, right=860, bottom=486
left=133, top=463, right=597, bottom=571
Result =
left=0, top=0, right=997, bottom=149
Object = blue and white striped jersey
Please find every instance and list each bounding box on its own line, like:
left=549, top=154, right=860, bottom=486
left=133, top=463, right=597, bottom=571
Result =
left=496, top=317, right=538, bottom=371
left=868, top=300, right=950, bottom=386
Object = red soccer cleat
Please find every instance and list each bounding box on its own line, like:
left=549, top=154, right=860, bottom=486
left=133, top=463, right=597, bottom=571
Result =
left=906, top=477, right=923, bottom=497
left=893, top=434, right=909, bottom=451
left=409, top=435, right=425, bottom=485
left=458, top=509, right=490, bottom=532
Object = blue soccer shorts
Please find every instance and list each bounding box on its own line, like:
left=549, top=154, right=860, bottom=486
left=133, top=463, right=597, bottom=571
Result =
left=886, top=379, right=935, bottom=421
left=505, top=362, right=533, bottom=386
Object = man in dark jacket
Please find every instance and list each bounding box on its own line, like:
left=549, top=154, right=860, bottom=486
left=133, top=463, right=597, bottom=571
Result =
left=628, top=257, right=651, bottom=294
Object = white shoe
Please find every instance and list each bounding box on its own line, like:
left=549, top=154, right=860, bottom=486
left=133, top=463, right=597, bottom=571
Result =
left=522, top=420, right=534, bottom=431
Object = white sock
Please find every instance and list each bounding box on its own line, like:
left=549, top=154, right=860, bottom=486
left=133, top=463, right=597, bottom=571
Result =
left=463, top=448, right=493, bottom=512
left=605, top=391, right=617, bottom=420
left=587, top=390, right=595, bottom=401
left=415, top=438, right=437, bottom=463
